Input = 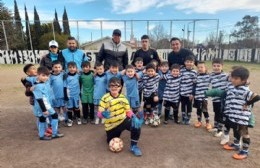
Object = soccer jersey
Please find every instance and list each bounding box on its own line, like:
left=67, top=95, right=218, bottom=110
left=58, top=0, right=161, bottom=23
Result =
left=50, top=72, right=65, bottom=99
left=136, top=68, right=144, bottom=91
left=224, top=85, right=253, bottom=125
left=210, top=72, right=229, bottom=102
left=99, top=93, right=130, bottom=131
left=64, top=73, right=80, bottom=98
left=105, top=70, right=122, bottom=91
left=194, top=73, right=211, bottom=101
left=180, top=67, right=197, bottom=97
left=142, top=73, right=160, bottom=98
left=158, top=70, right=169, bottom=100
left=80, top=71, right=94, bottom=103
left=94, top=73, right=107, bottom=105
left=163, top=74, right=181, bottom=103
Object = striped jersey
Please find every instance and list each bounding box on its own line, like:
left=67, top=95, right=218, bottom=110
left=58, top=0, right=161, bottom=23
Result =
left=224, top=85, right=253, bottom=125
left=210, top=72, right=229, bottom=102
left=163, top=74, right=181, bottom=103
left=180, top=67, right=197, bottom=97
left=142, top=73, right=160, bottom=98
left=194, top=73, right=211, bottom=101
left=99, top=93, right=130, bottom=131
left=136, top=68, right=144, bottom=91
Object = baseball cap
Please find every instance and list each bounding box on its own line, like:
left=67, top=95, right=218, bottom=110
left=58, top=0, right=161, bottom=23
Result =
left=112, top=29, right=121, bottom=36
left=49, top=40, right=59, bottom=47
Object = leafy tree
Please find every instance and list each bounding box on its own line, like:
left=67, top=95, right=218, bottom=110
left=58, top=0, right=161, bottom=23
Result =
left=53, top=9, right=61, bottom=34
left=24, top=5, right=31, bottom=49
left=33, top=6, right=42, bottom=49
left=62, top=7, right=70, bottom=35
left=38, top=32, right=69, bottom=49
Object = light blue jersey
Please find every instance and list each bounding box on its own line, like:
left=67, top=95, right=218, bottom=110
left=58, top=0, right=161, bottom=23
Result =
left=50, top=72, right=65, bottom=99
left=93, top=73, right=107, bottom=105
left=105, top=70, right=122, bottom=91
left=64, top=73, right=80, bottom=98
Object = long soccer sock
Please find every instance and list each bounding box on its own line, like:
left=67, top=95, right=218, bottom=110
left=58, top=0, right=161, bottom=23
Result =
left=51, top=119, right=59, bottom=136
left=242, top=137, right=250, bottom=151
left=38, top=121, right=46, bottom=138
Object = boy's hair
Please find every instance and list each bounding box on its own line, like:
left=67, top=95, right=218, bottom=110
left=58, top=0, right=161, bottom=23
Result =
left=134, top=57, right=143, bottom=63
left=110, top=61, right=119, bottom=68
left=67, top=61, right=77, bottom=68
left=231, top=66, right=249, bottom=81
left=23, top=64, right=34, bottom=74
left=160, top=61, right=169, bottom=67
left=81, top=61, right=91, bottom=68
left=185, top=55, right=195, bottom=62
left=197, top=61, right=205, bottom=65
left=125, top=64, right=135, bottom=70
left=170, top=64, right=180, bottom=70
left=37, top=66, right=50, bottom=76
left=52, top=60, right=62, bottom=67
left=170, top=37, right=181, bottom=43
left=231, top=65, right=240, bottom=70
left=141, top=35, right=149, bottom=40
left=146, top=63, right=156, bottom=71
left=150, top=59, right=159, bottom=65
left=212, top=58, right=224, bottom=65
left=109, top=77, right=121, bottom=86
left=95, top=62, right=104, bottom=68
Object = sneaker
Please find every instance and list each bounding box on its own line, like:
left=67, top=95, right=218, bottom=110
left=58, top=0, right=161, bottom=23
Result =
left=52, top=133, right=64, bottom=139
left=194, top=121, right=202, bottom=128
left=205, top=123, right=212, bottom=130
left=145, top=119, right=149, bottom=125
left=182, top=118, right=186, bottom=125
left=82, top=118, right=88, bottom=124
left=77, top=118, right=82, bottom=125
left=224, top=143, right=240, bottom=151
left=67, top=119, right=73, bottom=127
left=163, top=120, right=168, bottom=125
left=90, top=119, right=95, bottom=124
left=214, top=131, right=223, bottom=137
left=185, top=119, right=190, bottom=125
left=174, top=119, right=180, bottom=124
left=220, top=134, right=230, bottom=145
left=39, top=136, right=52, bottom=141
left=101, top=119, right=105, bottom=124
left=59, top=115, right=65, bottom=122
left=233, top=150, right=248, bottom=160
left=208, top=128, right=218, bottom=133
left=95, top=118, right=99, bottom=125
left=130, top=145, right=142, bottom=156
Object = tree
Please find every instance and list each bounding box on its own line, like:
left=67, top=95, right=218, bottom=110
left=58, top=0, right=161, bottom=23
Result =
left=38, top=32, right=69, bottom=49
left=24, top=5, right=31, bottom=49
left=53, top=9, right=61, bottom=34
left=62, top=7, right=70, bottom=35
left=149, top=24, right=170, bottom=49
left=33, top=6, right=42, bottom=49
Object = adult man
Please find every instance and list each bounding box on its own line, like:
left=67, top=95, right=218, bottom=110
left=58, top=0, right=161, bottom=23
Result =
left=131, top=35, right=160, bottom=66
left=168, top=37, right=197, bottom=67
left=62, top=37, right=87, bottom=71
left=40, top=40, right=64, bottom=71
left=96, top=29, right=128, bottom=70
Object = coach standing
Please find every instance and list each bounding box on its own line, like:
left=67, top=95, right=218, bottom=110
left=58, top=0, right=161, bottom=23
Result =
left=168, top=37, right=197, bottom=67
left=131, top=35, right=160, bottom=66
left=96, top=29, right=128, bottom=70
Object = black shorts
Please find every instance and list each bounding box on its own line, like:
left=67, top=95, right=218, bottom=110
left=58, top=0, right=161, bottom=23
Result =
left=163, top=100, right=179, bottom=109
left=143, top=95, right=157, bottom=108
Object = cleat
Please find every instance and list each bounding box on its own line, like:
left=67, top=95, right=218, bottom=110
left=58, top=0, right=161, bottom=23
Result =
left=95, top=118, right=99, bottom=125
left=77, top=118, right=82, bottom=125
left=174, top=119, right=180, bottom=124
left=209, top=128, right=218, bottom=133
left=220, top=134, right=230, bottom=145
left=205, top=123, right=212, bottom=130
left=163, top=121, right=168, bottom=125
left=233, top=150, right=248, bottom=160
left=90, top=119, right=96, bottom=124
left=82, top=118, right=88, bottom=124
left=185, top=119, right=190, bottom=125
left=224, top=143, right=240, bottom=151
left=214, top=131, right=223, bottom=137
left=101, top=119, right=105, bottom=124
left=130, top=145, right=142, bottom=156
left=46, top=127, right=52, bottom=134
left=52, top=133, right=64, bottom=139
left=39, top=136, right=52, bottom=141
left=195, top=121, right=202, bottom=128
left=44, top=132, right=52, bottom=137
left=67, top=119, right=73, bottom=127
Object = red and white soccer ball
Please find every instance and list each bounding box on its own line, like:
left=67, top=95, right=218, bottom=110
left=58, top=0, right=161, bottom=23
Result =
left=109, top=137, right=124, bottom=153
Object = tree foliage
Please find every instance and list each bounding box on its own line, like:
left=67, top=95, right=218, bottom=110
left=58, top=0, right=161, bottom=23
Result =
left=33, top=6, right=42, bottom=49
left=53, top=9, right=61, bottom=34
left=149, top=24, right=170, bottom=49
left=38, top=32, right=69, bottom=49
left=62, top=7, right=70, bottom=35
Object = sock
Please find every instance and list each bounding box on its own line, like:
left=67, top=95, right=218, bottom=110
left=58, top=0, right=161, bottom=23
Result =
left=242, top=137, right=250, bottom=151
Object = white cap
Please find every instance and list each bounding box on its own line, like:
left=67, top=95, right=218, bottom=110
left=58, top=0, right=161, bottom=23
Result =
left=49, top=40, right=59, bottom=47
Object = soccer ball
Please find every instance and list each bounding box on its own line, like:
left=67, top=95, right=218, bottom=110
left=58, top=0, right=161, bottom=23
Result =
left=109, top=137, right=123, bottom=153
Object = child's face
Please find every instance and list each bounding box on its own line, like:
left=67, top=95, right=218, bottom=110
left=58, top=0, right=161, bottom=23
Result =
left=151, top=62, right=158, bottom=68
left=146, top=68, right=156, bottom=77
left=82, top=65, right=90, bottom=73
left=160, top=65, right=169, bottom=73
left=197, top=64, right=206, bottom=74
left=109, top=66, right=119, bottom=74
left=171, top=68, right=180, bottom=77
left=184, top=60, right=194, bottom=69
left=26, top=66, right=37, bottom=76
left=109, top=82, right=121, bottom=96
left=212, top=63, right=223, bottom=73
left=52, top=64, right=62, bottom=74
left=68, top=65, right=77, bottom=74
left=135, top=61, right=143, bottom=69
left=126, top=68, right=135, bottom=78
left=96, top=65, right=104, bottom=75
left=231, top=76, right=246, bottom=87
left=38, top=73, right=49, bottom=83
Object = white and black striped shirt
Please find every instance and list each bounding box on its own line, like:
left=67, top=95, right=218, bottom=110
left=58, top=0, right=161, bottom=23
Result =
left=194, top=73, right=211, bottom=101
left=163, top=74, right=181, bottom=103
left=180, top=67, right=197, bottom=97
left=142, top=74, right=160, bottom=98
left=210, top=72, right=229, bottom=102
left=224, top=85, right=253, bottom=126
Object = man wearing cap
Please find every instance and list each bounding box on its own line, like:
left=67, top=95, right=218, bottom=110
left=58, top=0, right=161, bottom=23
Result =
left=96, top=29, right=128, bottom=70
left=40, top=40, right=65, bottom=71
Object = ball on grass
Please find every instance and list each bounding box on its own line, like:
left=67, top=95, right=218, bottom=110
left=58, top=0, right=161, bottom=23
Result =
left=109, top=137, right=123, bottom=153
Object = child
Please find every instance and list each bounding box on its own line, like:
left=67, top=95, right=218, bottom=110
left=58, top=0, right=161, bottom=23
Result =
left=163, top=64, right=181, bottom=124
left=122, top=65, right=141, bottom=114
left=142, top=63, right=160, bottom=125
left=64, top=61, right=81, bottom=126
left=193, top=61, right=212, bottom=130
left=50, top=60, right=66, bottom=122
left=98, top=77, right=143, bottom=156
left=209, top=58, right=229, bottom=137
left=105, top=61, right=122, bottom=92
left=158, top=61, right=169, bottom=117
left=134, top=57, right=144, bottom=102
left=180, top=56, right=197, bottom=125
left=93, top=63, right=107, bottom=124
left=33, top=66, right=64, bottom=140
left=80, top=61, right=95, bottom=124
left=222, top=67, right=259, bottom=160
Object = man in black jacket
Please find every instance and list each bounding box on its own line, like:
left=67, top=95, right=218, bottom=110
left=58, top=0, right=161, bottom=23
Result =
left=40, top=40, right=64, bottom=71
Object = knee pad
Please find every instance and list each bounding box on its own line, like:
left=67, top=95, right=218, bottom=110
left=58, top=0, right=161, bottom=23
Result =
left=51, top=113, right=58, bottom=119
left=39, top=116, right=46, bottom=123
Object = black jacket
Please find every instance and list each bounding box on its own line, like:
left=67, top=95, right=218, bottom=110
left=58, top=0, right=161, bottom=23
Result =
left=40, top=51, right=65, bottom=70
left=131, top=48, right=161, bottom=66
left=168, top=48, right=197, bottom=67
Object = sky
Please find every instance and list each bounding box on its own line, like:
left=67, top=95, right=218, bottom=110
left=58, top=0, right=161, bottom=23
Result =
left=3, top=0, right=260, bottom=45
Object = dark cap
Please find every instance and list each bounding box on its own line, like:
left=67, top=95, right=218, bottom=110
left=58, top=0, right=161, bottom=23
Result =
left=112, top=29, right=121, bottom=36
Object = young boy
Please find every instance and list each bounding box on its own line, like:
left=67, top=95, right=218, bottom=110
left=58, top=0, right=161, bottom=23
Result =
left=209, top=58, right=229, bottom=137
left=158, top=61, right=169, bottom=117
left=64, top=61, right=81, bottom=126
left=33, top=66, right=64, bottom=140
left=142, top=63, right=160, bottom=125
left=222, top=67, right=259, bottom=160
left=163, top=64, right=181, bottom=124
left=105, top=61, right=122, bottom=92
left=97, top=77, right=143, bottom=156
left=134, top=57, right=144, bottom=102
left=193, top=61, right=212, bottom=130
left=50, top=60, right=66, bottom=122
left=93, top=62, right=107, bottom=124
left=80, top=61, right=95, bottom=124
left=180, top=56, right=197, bottom=125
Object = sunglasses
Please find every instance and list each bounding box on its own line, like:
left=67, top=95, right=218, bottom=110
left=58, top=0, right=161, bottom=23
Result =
left=50, top=46, right=57, bottom=48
